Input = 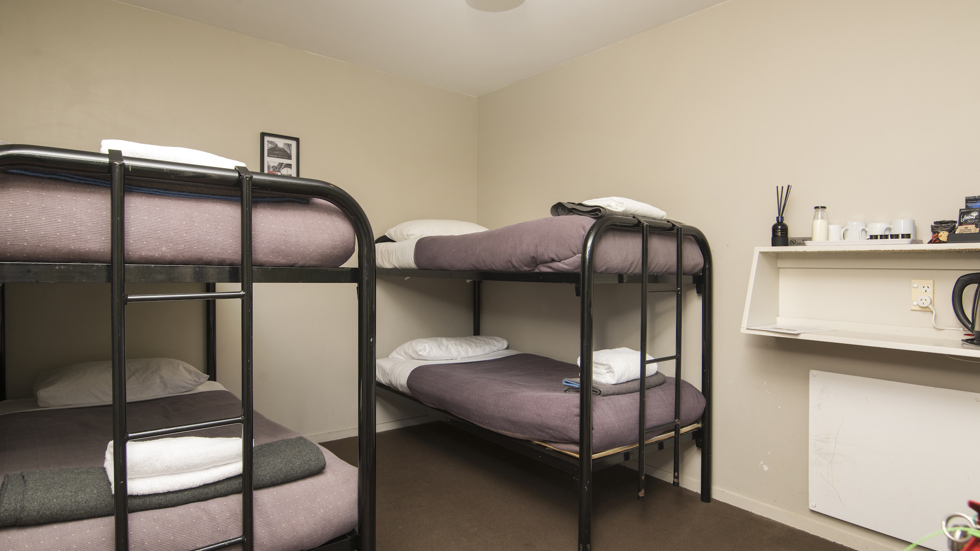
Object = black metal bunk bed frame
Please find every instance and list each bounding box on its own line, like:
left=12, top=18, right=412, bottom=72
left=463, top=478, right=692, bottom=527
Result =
left=0, top=144, right=377, bottom=551
left=375, top=216, right=712, bottom=551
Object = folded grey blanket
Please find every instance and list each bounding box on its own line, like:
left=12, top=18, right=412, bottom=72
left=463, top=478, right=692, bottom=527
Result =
left=562, top=372, right=667, bottom=396
left=0, top=436, right=325, bottom=527
left=550, top=201, right=611, bottom=218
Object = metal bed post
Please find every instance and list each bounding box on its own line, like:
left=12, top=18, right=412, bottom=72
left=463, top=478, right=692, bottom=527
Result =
left=691, top=231, right=713, bottom=502
left=637, top=222, right=649, bottom=499
left=1, top=282, right=6, bottom=401
left=473, top=280, right=482, bottom=336
left=578, top=228, right=597, bottom=551
left=237, top=166, right=256, bottom=550
left=108, top=150, right=130, bottom=549
left=350, top=201, right=377, bottom=551
left=206, top=282, right=217, bottom=380
left=672, top=226, right=684, bottom=486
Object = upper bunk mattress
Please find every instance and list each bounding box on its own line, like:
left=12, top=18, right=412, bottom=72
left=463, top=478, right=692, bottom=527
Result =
left=0, top=389, right=357, bottom=551
left=0, top=171, right=356, bottom=267
left=412, top=215, right=704, bottom=274
left=399, top=353, right=705, bottom=454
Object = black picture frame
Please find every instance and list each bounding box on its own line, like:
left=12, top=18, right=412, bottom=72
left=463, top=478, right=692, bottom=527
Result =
left=260, top=133, right=299, bottom=177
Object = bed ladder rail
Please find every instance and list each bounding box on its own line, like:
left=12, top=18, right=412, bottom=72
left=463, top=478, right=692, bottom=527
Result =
left=633, top=222, right=685, bottom=499
left=108, top=151, right=257, bottom=551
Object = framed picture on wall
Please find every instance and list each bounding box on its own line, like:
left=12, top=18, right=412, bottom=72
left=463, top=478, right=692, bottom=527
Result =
left=260, top=133, right=299, bottom=177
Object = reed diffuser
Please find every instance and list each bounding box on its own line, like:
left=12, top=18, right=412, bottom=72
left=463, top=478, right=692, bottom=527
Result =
left=772, top=185, right=791, bottom=246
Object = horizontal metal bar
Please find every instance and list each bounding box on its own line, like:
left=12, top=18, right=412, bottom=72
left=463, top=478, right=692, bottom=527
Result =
left=192, top=536, right=245, bottom=551
left=647, top=287, right=682, bottom=293
left=128, top=416, right=243, bottom=440
left=650, top=355, right=678, bottom=363
left=126, top=291, right=244, bottom=303
left=0, top=262, right=359, bottom=284
left=379, top=267, right=694, bottom=286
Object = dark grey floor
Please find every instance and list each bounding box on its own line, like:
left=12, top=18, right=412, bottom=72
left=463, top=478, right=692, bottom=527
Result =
left=322, top=422, right=852, bottom=551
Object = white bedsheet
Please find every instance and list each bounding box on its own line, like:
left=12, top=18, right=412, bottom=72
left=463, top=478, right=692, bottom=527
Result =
left=377, top=350, right=521, bottom=394
left=376, top=238, right=419, bottom=269
left=0, top=380, right=226, bottom=416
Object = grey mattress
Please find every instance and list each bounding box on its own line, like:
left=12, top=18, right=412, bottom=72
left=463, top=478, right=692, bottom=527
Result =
left=405, top=353, right=705, bottom=454
left=0, top=172, right=356, bottom=267
left=0, top=390, right=357, bottom=551
left=414, top=215, right=704, bottom=274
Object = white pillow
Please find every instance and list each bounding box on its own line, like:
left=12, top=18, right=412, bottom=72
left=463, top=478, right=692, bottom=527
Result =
left=385, top=219, right=489, bottom=242
left=34, top=358, right=209, bottom=408
left=390, top=336, right=508, bottom=361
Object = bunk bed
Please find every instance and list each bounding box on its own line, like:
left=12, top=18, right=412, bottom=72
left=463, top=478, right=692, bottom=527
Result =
left=0, top=144, right=377, bottom=551
left=375, top=213, right=712, bottom=551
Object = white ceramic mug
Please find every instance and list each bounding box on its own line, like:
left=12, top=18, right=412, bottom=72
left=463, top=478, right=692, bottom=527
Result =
left=890, top=218, right=916, bottom=239
left=843, top=221, right=868, bottom=241
left=828, top=224, right=842, bottom=241
left=868, top=222, right=892, bottom=238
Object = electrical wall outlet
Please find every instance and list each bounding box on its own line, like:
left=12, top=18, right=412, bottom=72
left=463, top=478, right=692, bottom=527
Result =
left=910, top=279, right=934, bottom=311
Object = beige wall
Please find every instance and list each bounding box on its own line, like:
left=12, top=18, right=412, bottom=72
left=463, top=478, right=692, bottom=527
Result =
left=477, top=1, right=980, bottom=549
left=0, top=0, right=477, bottom=437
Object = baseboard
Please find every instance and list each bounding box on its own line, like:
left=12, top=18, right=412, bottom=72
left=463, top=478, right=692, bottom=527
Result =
left=307, top=415, right=433, bottom=444
left=711, top=487, right=907, bottom=551
left=634, top=462, right=901, bottom=551
left=621, top=452, right=901, bottom=551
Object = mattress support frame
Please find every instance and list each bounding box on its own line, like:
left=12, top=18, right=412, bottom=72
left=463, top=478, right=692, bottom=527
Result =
left=380, top=215, right=713, bottom=551
left=0, top=144, right=378, bottom=551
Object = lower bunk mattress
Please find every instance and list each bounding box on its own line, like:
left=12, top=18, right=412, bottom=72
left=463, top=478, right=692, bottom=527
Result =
left=0, top=170, right=355, bottom=267
left=0, top=388, right=357, bottom=551
left=378, top=352, right=705, bottom=455
left=377, top=215, right=705, bottom=274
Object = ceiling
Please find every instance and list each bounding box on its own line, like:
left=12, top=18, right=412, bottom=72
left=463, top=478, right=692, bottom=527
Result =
left=116, top=0, right=728, bottom=97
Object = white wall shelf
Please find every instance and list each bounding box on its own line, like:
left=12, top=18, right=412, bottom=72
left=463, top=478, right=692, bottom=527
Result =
left=741, top=243, right=980, bottom=358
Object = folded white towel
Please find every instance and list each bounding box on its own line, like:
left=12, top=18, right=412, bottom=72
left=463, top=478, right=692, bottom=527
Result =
left=581, top=197, right=667, bottom=220
left=100, top=139, right=244, bottom=170
left=105, top=436, right=243, bottom=495
left=578, top=347, right=657, bottom=385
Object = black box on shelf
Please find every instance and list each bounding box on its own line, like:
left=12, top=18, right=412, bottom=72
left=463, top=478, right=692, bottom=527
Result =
left=946, top=232, right=980, bottom=243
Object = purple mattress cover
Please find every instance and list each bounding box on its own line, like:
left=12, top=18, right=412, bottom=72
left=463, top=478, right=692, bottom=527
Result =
left=414, top=215, right=704, bottom=274
left=0, top=172, right=356, bottom=267
left=0, top=390, right=357, bottom=551
left=405, top=353, right=705, bottom=454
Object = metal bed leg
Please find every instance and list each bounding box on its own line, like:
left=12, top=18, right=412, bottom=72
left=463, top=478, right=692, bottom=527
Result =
left=637, top=223, right=648, bottom=500
left=206, top=282, right=217, bottom=380
left=236, top=166, right=256, bottom=551
left=673, top=227, right=683, bottom=487
left=698, top=237, right=713, bottom=503
left=108, top=149, right=130, bottom=550
left=473, top=280, right=481, bottom=336
left=1, top=282, right=6, bottom=402
left=579, top=250, right=595, bottom=551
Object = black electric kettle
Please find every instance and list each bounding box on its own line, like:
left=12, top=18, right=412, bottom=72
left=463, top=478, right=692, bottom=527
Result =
left=952, top=273, right=980, bottom=345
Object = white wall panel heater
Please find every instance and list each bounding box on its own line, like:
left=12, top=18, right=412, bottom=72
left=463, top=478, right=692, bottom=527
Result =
left=809, top=370, right=979, bottom=550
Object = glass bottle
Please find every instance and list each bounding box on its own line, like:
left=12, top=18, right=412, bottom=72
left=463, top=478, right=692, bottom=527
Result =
left=771, top=219, right=788, bottom=246
left=811, top=206, right=829, bottom=242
